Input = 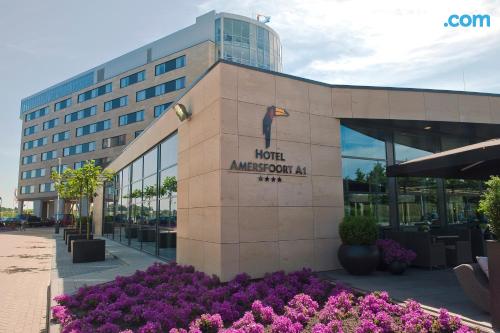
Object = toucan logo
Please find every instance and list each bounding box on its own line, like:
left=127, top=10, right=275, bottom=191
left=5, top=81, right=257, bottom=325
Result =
left=263, top=106, right=289, bottom=148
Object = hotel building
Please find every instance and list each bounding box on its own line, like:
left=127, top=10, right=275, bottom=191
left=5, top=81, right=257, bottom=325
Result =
left=17, top=11, right=282, bottom=217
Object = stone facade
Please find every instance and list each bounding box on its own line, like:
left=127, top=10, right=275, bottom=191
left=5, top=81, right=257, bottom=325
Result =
left=97, top=61, right=500, bottom=281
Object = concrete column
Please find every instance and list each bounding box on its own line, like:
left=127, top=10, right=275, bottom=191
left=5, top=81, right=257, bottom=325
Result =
left=33, top=200, right=43, bottom=217
left=17, top=201, right=24, bottom=215
left=55, top=199, right=64, bottom=220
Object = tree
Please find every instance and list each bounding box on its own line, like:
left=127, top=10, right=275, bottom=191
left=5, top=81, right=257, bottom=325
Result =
left=479, top=176, right=500, bottom=238
left=52, top=161, right=114, bottom=239
left=51, top=168, right=80, bottom=226
left=79, top=161, right=114, bottom=239
left=161, top=176, right=177, bottom=220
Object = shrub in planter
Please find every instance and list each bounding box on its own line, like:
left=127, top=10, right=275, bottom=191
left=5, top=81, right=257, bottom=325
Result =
left=376, top=239, right=416, bottom=275
left=478, top=176, right=500, bottom=329
left=338, top=215, right=379, bottom=275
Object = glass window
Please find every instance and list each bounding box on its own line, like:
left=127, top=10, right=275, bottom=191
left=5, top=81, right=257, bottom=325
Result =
left=104, top=96, right=128, bottom=112
left=24, top=125, right=39, bottom=136
left=102, top=134, right=126, bottom=149
left=76, top=119, right=111, bottom=137
left=41, top=150, right=57, bottom=161
left=120, top=70, right=145, bottom=88
left=43, top=118, right=59, bottom=131
left=398, top=177, right=439, bottom=227
left=63, top=142, right=96, bottom=156
left=54, top=98, right=72, bottom=111
left=53, top=130, right=70, bottom=143
left=341, top=125, right=386, bottom=159
left=65, top=106, right=96, bottom=123
left=154, top=102, right=172, bottom=118
left=155, top=56, right=186, bottom=76
left=77, top=83, right=112, bottom=103
left=143, top=148, right=157, bottom=178
left=22, top=154, right=37, bottom=165
left=119, top=110, right=144, bottom=126
left=160, top=133, right=178, bottom=170
left=21, top=72, right=94, bottom=113
left=445, top=179, right=483, bottom=225
left=136, top=77, right=185, bottom=102
left=132, top=158, right=143, bottom=182
left=343, top=158, right=389, bottom=225
left=25, top=107, right=49, bottom=122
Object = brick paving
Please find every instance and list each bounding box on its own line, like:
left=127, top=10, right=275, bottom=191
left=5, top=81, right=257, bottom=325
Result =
left=0, top=227, right=54, bottom=333
left=49, top=230, right=161, bottom=332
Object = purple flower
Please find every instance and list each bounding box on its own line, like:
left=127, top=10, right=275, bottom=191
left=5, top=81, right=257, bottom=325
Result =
left=376, top=239, right=416, bottom=264
left=190, top=313, right=223, bottom=333
left=284, top=293, right=318, bottom=324
left=270, top=315, right=302, bottom=333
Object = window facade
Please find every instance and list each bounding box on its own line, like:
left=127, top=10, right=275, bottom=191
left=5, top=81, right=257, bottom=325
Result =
left=120, top=70, right=145, bottom=88
left=63, top=142, right=96, bottom=156
left=155, top=56, right=186, bottom=76
left=43, top=118, right=59, bottom=131
left=52, top=130, right=70, bottom=143
left=39, top=183, right=55, bottom=193
left=104, top=96, right=128, bottom=111
left=136, top=77, right=185, bottom=102
left=41, top=150, right=58, bottom=161
left=154, top=102, right=173, bottom=118
left=103, top=132, right=178, bottom=260
left=20, top=185, right=35, bottom=194
left=134, top=130, right=143, bottom=138
left=21, top=168, right=46, bottom=179
left=341, top=120, right=487, bottom=229
left=21, top=72, right=94, bottom=113
left=215, top=17, right=282, bottom=72
left=119, top=110, right=144, bottom=126
left=65, top=106, right=97, bottom=123
left=102, top=134, right=126, bottom=149
left=76, top=119, right=111, bottom=137
left=54, top=98, right=72, bottom=111
left=77, top=83, right=112, bottom=103
left=51, top=164, right=68, bottom=173
left=22, top=154, right=37, bottom=165
left=74, top=157, right=110, bottom=170
left=24, top=125, right=39, bottom=136
left=25, top=107, right=49, bottom=122
left=23, top=137, right=47, bottom=150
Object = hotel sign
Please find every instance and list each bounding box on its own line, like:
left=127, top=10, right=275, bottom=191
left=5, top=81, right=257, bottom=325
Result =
left=228, top=106, right=307, bottom=181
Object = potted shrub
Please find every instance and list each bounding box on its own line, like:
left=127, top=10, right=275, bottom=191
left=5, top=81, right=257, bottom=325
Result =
left=338, top=215, right=379, bottom=275
left=376, top=239, right=416, bottom=275
left=478, top=176, right=500, bottom=329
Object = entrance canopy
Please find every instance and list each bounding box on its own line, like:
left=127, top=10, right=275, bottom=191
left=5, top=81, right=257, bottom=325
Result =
left=387, top=139, right=500, bottom=180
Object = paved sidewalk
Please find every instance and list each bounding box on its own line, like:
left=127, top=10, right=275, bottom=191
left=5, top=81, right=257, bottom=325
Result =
left=49, top=230, right=163, bottom=332
left=0, top=227, right=54, bottom=333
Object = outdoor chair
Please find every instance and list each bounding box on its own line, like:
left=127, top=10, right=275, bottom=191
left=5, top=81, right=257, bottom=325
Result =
left=454, top=263, right=490, bottom=313
left=385, top=231, right=447, bottom=269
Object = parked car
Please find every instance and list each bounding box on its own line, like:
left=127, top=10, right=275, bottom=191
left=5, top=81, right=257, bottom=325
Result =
left=56, top=214, right=75, bottom=226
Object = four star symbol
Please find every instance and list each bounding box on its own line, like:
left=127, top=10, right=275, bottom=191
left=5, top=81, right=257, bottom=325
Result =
left=258, top=175, right=283, bottom=182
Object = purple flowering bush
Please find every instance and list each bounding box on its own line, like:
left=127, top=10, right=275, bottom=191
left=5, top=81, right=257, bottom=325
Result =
left=53, top=262, right=475, bottom=333
left=376, top=239, right=417, bottom=264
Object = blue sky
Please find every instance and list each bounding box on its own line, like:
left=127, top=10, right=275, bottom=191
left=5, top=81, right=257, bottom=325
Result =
left=0, top=0, right=499, bottom=208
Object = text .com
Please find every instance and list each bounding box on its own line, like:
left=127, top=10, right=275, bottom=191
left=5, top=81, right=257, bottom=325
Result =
left=444, top=14, right=491, bottom=28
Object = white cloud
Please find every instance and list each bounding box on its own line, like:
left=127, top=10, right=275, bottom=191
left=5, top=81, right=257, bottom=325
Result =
left=198, top=0, right=500, bottom=92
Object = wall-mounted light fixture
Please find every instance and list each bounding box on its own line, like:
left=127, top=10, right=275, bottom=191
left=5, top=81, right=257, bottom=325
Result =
left=174, top=103, right=191, bottom=121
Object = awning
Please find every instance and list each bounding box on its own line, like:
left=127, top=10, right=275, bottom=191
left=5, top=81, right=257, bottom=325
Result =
left=386, top=139, right=500, bottom=180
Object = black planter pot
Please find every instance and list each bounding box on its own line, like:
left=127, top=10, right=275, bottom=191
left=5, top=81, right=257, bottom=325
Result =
left=338, top=244, right=379, bottom=275
left=64, top=229, right=79, bottom=243
left=72, top=239, right=105, bottom=263
left=488, top=241, right=500, bottom=330
left=388, top=261, right=407, bottom=275
left=67, top=234, right=93, bottom=252
left=54, top=224, right=60, bottom=234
